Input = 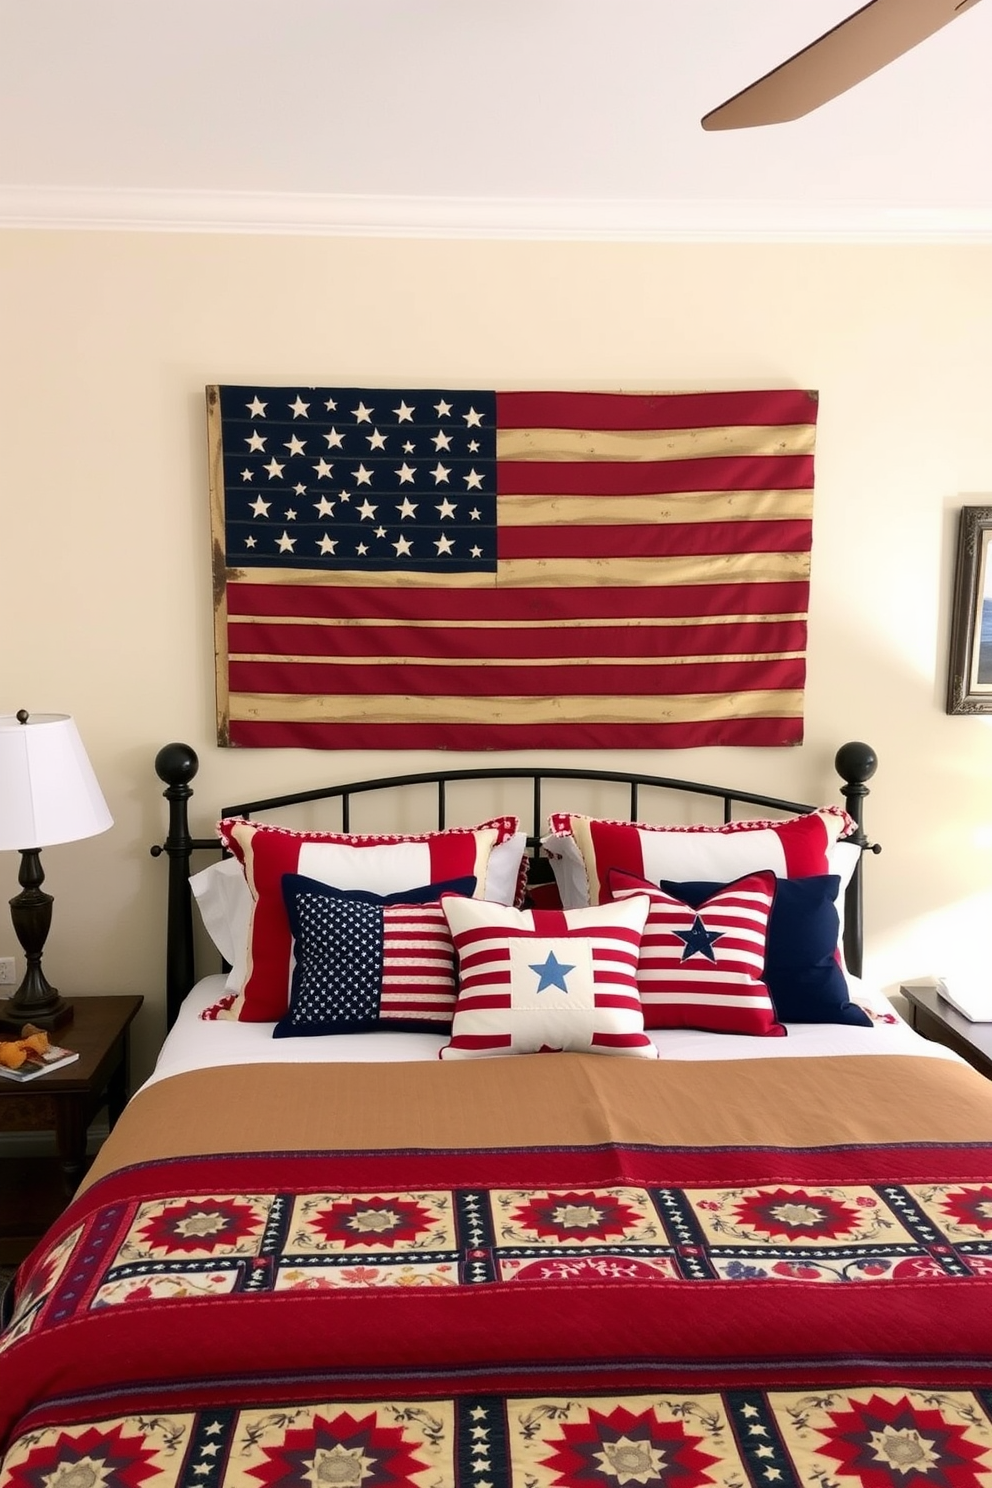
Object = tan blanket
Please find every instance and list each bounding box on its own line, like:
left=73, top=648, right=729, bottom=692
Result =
left=84, top=1050, right=992, bottom=1189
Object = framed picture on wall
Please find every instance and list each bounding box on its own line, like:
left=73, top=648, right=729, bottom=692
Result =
left=947, top=505, right=992, bottom=714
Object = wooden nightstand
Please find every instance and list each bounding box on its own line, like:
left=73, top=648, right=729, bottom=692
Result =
left=0, top=993, right=143, bottom=1263
left=900, top=982, right=992, bottom=1080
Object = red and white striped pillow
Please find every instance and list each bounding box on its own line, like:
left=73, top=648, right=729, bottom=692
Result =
left=265, top=876, right=479, bottom=1034
left=545, top=806, right=853, bottom=908
left=438, top=894, right=656, bottom=1060
left=220, top=815, right=525, bottom=1021
left=609, top=868, right=784, bottom=1036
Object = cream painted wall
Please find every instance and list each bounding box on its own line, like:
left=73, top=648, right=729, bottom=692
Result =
left=1, top=229, right=991, bottom=1082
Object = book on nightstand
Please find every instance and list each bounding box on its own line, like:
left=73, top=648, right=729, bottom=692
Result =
left=935, top=977, right=992, bottom=1023
left=0, top=1044, right=79, bottom=1082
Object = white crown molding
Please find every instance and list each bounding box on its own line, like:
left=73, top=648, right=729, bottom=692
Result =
left=1, top=185, right=991, bottom=243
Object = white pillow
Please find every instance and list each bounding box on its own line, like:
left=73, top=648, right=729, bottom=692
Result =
left=540, top=833, right=589, bottom=910
left=828, top=838, right=861, bottom=972
left=189, top=857, right=252, bottom=991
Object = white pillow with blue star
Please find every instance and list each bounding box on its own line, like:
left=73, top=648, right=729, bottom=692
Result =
left=438, top=893, right=656, bottom=1059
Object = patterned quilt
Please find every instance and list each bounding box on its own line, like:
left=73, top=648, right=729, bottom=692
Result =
left=4, top=1051, right=992, bottom=1488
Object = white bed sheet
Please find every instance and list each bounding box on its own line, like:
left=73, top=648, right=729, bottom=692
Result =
left=140, top=974, right=964, bottom=1092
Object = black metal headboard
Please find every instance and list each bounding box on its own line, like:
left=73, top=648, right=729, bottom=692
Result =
left=152, top=743, right=879, bottom=1030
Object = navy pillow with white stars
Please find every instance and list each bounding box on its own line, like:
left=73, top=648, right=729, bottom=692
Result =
left=274, top=874, right=477, bottom=1037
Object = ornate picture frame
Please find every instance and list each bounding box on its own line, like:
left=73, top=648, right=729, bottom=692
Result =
left=947, top=505, right=992, bottom=715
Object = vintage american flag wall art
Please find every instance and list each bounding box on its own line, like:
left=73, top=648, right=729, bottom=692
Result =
left=207, top=385, right=818, bottom=750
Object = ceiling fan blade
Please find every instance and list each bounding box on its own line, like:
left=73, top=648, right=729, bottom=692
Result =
left=701, top=0, right=985, bottom=130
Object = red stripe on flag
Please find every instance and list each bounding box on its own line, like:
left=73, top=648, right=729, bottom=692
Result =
left=228, top=657, right=806, bottom=699
left=498, top=519, right=812, bottom=561
left=228, top=619, right=807, bottom=662
left=495, top=389, right=818, bottom=431
left=496, top=455, right=813, bottom=497
left=226, top=718, right=806, bottom=749
left=226, top=581, right=811, bottom=623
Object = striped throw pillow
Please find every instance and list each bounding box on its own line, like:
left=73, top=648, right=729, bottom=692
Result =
left=439, top=894, right=656, bottom=1059
left=272, top=876, right=478, bottom=1035
left=609, top=868, right=783, bottom=1037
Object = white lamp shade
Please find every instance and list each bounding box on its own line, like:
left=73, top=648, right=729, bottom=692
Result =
left=0, top=713, right=113, bottom=850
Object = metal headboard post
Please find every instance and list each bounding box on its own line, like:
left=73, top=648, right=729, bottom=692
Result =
left=151, top=743, right=217, bottom=1029
left=834, top=741, right=881, bottom=980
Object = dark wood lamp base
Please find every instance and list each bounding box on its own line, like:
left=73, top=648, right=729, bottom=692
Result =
left=2, top=847, right=75, bottom=1032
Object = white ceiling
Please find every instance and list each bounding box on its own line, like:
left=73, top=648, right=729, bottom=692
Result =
left=3, top=0, right=991, bottom=240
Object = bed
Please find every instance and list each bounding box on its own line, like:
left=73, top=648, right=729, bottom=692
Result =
left=5, top=742, right=992, bottom=1488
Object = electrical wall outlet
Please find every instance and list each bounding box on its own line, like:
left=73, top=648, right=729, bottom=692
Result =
left=0, top=957, right=16, bottom=987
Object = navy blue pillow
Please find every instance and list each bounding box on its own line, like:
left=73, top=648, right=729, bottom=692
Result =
left=655, top=874, right=871, bottom=1027
left=274, top=875, right=477, bottom=1038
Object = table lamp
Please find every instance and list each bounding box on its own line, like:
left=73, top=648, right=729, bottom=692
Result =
left=0, top=711, right=113, bottom=1030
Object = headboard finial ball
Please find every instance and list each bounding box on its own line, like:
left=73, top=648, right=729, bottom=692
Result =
left=155, top=742, right=199, bottom=788
left=834, top=741, right=877, bottom=787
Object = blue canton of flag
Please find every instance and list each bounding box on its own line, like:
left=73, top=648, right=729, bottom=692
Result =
left=220, top=385, right=498, bottom=574
left=284, top=893, right=385, bottom=1030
